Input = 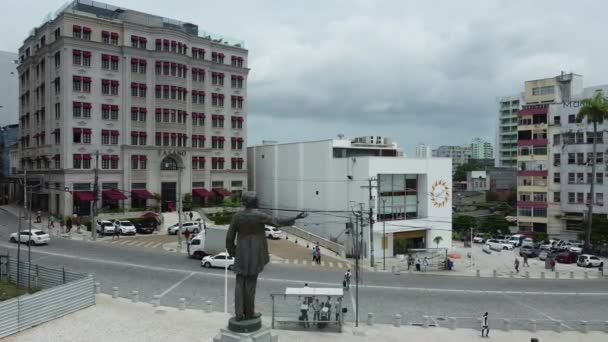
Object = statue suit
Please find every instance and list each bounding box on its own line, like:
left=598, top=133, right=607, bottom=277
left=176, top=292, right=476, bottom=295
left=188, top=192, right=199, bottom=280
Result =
left=226, top=192, right=305, bottom=321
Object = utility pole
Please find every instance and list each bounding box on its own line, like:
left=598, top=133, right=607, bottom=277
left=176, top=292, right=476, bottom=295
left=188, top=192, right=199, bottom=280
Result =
left=92, top=151, right=99, bottom=241
left=177, top=166, right=183, bottom=251
left=353, top=209, right=360, bottom=328
left=361, top=178, right=377, bottom=267
left=27, top=183, right=33, bottom=290
left=17, top=169, right=26, bottom=284
left=382, top=198, right=387, bottom=271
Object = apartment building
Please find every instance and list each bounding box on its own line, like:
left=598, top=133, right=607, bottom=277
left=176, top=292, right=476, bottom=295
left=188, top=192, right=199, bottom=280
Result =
left=415, top=143, right=431, bottom=158
left=516, top=72, right=608, bottom=238
left=16, top=0, right=248, bottom=216
left=0, top=50, right=19, bottom=125
left=470, top=137, right=493, bottom=160
left=496, top=94, right=522, bottom=168
left=432, top=145, right=471, bottom=170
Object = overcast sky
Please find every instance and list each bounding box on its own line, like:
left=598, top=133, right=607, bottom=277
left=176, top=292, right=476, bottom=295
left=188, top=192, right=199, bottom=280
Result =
left=2, top=0, right=607, bottom=155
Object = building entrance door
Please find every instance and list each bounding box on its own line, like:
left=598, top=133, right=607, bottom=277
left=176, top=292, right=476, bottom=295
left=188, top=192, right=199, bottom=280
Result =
left=55, top=194, right=60, bottom=215
left=161, top=182, right=176, bottom=212
left=393, top=230, right=426, bottom=255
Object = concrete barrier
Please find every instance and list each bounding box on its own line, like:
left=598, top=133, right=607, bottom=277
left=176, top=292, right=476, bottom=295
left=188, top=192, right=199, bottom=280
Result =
left=367, top=313, right=374, bottom=326
left=280, top=225, right=346, bottom=257
left=112, top=286, right=119, bottom=299
left=493, top=269, right=497, bottom=278
left=525, top=271, right=529, bottom=278
left=541, top=272, right=545, bottom=279
left=449, top=317, right=456, bottom=330
left=205, top=300, right=213, bottom=313
left=94, top=282, right=100, bottom=294
left=555, top=272, right=560, bottom=279
left=476, top=269, right=480, bottom=277
left=179, top=297, right=186, bottom=311
left=605, top=321, right=608, bottom=333
left=529, top=320, right=537, bottom=332
left=152, top=295, right=161, bottom=307
left=502, top=319, right=510, bottom=331
left=131, top=290, right=139, bottom=303
left=393, top=314, right=401, bottom=327
left=509, top=271, right=514, bottom=278
left=580, top=320, right=588, bottom=333
left=570, top=271, right=574, bottom=279
left=422, top=315, right=429, bottom=328
left=584, top=272, right=589, bottom=279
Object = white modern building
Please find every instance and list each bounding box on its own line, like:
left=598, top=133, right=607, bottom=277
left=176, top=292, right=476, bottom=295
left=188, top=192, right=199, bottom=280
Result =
left=495, top=94, right=522, bottom=168
left=470, top=137, right=493, bottom=160
left=248, top=137, right=453, bottom=260
left=415, top=143, right=431, bottom=158
left=16, top=0, right=248, bottom=216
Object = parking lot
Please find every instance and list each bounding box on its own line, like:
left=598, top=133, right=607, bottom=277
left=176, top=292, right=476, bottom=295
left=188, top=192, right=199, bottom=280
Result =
left=458, top=242, right=607, bottom=278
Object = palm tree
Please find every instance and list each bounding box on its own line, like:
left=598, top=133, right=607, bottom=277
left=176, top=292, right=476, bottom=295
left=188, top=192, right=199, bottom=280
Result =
left=577, top=91, right=608, bottom=251
left=433, top=236, right=443, bottom=248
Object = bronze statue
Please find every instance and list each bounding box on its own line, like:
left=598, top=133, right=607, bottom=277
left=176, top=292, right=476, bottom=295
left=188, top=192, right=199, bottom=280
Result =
left=226, top=191, right=307, bottom=322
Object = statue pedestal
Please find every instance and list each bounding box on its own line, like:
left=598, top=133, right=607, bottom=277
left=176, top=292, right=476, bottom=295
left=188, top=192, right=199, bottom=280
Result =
left=213, top=317, right=278, bottom=342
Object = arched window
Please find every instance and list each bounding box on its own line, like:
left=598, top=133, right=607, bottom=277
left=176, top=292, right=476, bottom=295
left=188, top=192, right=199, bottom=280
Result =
left=160, top=156, right=179, bottom=170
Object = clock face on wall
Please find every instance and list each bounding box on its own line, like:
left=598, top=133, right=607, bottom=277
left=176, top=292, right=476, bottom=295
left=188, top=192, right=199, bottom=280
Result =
left=430, top=180, right=450, bottom=208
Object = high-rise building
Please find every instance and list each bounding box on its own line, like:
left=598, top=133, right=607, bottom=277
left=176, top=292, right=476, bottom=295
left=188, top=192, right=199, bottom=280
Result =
left=16, top=0, right=248, bottom=216
left=495, top=94, right=522, bottom=168
left=515, top=72, right=608, bottom=238
left=432, top=145, right=471, bottom=170
left=470, top=137, right=493, bottom=160
left=415, top=143, right=431, bottom=158
left=0, top=51, right=19, bottom=125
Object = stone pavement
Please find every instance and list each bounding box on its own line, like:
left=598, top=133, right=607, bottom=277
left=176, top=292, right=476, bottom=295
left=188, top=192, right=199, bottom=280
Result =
left=5, top=294, right=607, bottom=342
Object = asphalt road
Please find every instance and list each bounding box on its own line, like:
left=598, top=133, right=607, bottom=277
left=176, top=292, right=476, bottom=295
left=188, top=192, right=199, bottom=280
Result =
left=1, top=208, right=607, bottom=327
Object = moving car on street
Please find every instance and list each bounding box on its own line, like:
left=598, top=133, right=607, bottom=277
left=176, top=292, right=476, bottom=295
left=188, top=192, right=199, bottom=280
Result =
left=96, top=220, right=116, bottom=236
left=577, top=254, right=604, bottom=268
left=9, top=229, right=50, bottom=245
left=167, top=221, right=200, bottom=235
left=114, top=220, right=136, bottom=235
left=187, top=227, right=226, bottom=259
left=265, top=226, right=283, bottom=239
left=201, top=252, right=235, bottom=269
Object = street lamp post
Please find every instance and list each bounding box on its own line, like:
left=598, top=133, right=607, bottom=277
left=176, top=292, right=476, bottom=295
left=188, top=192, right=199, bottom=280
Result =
left=382, top=198, right=387, bottom=271
left=177, top=165, right=183, bottom=251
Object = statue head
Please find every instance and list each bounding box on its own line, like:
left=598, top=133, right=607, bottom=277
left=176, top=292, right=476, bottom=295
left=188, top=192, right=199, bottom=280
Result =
left=242, top=191, right=259, bottom=209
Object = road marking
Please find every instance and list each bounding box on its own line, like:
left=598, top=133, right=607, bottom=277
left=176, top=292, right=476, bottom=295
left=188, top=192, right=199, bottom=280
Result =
left=2, top=242, right=607, bottom=297
left=118, top=240, right=130, bottom=245
left=150, top=242, right=162, bottom=249
left=500, top=292, right=573, bottom=330
left=134, top=241, right=147, bottom=247
left=158, top=272, right=195, bottom=298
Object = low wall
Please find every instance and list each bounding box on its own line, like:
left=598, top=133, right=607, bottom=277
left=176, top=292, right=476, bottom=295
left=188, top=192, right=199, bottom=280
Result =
left=282, top=225, right=346, bottom=257
left=0, top=259, right=95, bottom=339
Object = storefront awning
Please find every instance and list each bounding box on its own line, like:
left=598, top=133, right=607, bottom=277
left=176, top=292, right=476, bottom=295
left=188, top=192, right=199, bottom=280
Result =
left=73, top=191, right=94, bottom=201
left=192, top=188, right=212, bottom=198
left=102, top=189, right=128, bottom=201
left=212, top=188, right=232, bottom=197
left=131, top=189, right=154, bottom=199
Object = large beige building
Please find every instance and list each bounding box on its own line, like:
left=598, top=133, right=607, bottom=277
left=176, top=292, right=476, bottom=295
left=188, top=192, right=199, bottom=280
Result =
left=16, top=1, right=248, bottom=216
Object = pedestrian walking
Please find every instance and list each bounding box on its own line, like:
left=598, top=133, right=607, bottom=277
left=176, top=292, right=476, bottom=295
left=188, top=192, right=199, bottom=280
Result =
left=514, top=258, right=520, bottom=273
left=36, top=210, right=42, bottom=223
left=481, top=312, right=490, bottom=337
left=312, top=298, right=322, bottom=322
left=189, top=211, right=194, bottom=221
left=184, top=229, right=191, bottom=242
left=75, top=216, right=81, bottom=233
left=112, top=226, right=120, bottom=240
left=299, top=300, right=310, bottom=328
left=407, top=254, right=414, bottom=270
left=550, top=258, right=556, bottom=272
left=49, top=214, right=55, bottom=229
left=316, top=245, right=322, bottom=265
left=416, top=258, right=421, bottom=271
left=422, top=257, right=429, bottom=272
left=334, top=297, right=342, bottom=322
left=311, top=247, right=317, bottom=264
left=523, top=254, right=529, bottom=267
left=344, top=269, right=351, bottom=290
left=66, top=218, right=72, bottom=233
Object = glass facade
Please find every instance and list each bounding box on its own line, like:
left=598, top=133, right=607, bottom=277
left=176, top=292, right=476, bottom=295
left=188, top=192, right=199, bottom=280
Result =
left=377, top=174, right=418, bottom=221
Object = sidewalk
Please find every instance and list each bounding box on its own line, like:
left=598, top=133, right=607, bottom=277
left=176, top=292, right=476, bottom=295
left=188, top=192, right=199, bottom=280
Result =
left=5, top=294, right=607, bottom=342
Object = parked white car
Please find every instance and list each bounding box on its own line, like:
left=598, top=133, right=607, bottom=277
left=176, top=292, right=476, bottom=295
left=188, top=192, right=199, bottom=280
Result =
left=167, top=221, right=201, bottom=235
left=9, top=229, right=50, bottom=245
left=114, top=220, right=136, bottom=235
left=473, top=235, right=485, bottom=244
left=265, top=226, right=283, bottom=239
left=565, top=243, right=583, bottom=254
left=96, top=220, right=116, bottom=235
left=201, top=252, right=235, bottom=269
left=576, top=254, right=604, bottom=268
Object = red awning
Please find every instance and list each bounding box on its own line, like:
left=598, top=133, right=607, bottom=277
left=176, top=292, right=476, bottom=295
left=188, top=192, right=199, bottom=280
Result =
left=192, top=188, right=212, bottom=198
left=102, top=189, right=127, bottom=201
left=73, top=191, right=94, bottom=201
left=141, top=212, right=158, bottom=218
left=132, top=189, right=154, bottom=199
left=213, top=188, right=232, bottom=197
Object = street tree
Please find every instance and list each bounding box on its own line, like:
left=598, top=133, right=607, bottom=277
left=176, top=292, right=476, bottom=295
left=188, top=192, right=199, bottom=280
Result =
left=577, top=91, right=608, bottom=251
left=433, top=236, right=443, bottom=248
